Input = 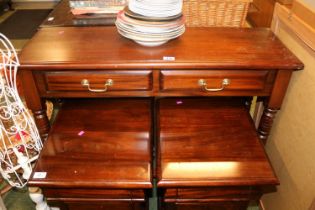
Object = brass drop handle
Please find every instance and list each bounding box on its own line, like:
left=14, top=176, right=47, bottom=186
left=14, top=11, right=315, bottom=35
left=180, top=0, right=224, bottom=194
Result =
left=81, top=79, right=114, bottom=92
left=198, top=78, right=230, bottom=92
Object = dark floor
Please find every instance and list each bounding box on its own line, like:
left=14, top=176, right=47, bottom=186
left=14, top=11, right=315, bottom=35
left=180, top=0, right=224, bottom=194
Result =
left=2, top=186, right=35, bottom=210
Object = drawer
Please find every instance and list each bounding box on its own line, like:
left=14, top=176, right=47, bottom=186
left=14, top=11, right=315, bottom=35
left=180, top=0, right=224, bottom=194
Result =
left=157, top=98, right=278, bottom=188
left=29, top=99, right=152, bottom=189
left=48, top=202, right=146, bottom=210
left=35, top=70, right=153, bottom=97
left=160, top=70, right=275, bottom=95
left=162, top=187, right=257, bottom=210
left=43, top=188, right=146, bottom=200
left=44, top=188, right=147, bottom=210
left=163, top=187, right=259, bottom=201
left=163, top=202, right=249, bottom=210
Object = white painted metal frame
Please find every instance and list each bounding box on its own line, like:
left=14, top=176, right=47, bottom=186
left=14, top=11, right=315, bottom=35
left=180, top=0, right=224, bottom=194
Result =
left=0, top=33, right=42, bottom=188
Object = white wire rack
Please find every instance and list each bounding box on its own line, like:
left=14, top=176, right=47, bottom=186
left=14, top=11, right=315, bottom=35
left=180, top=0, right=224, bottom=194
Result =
left=0, top=33, right=43, bottom=188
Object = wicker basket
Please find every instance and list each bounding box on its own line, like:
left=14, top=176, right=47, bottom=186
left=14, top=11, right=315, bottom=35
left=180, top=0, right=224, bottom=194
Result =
left=183, top=0, right=252, bottom=27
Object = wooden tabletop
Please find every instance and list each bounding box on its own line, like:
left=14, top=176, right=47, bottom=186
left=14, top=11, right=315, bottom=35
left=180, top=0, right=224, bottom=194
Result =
left=29, top=99, right=152, bottom=188
left=19, top=27, right=303, bottom=70
left=157, top=98, right=279, bottom=187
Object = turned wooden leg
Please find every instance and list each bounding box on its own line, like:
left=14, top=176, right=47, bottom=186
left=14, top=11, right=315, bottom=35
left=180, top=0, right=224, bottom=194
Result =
left=258, top=108, right=278, bottom=144
left=33, top=108, right=50, bottom=140
left=19, top=70, right=51, bottom=140
left=29, top=187, right=51, bottom=210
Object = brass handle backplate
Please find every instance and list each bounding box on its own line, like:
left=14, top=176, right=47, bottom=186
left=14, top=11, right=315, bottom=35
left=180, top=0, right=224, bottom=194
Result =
left=81, top=79, right=114, bottom=92
left=198, top=78, right=230, bottom=92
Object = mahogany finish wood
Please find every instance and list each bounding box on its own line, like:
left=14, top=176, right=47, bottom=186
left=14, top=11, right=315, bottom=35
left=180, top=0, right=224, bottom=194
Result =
left=162, top=186, right=261, bottom=201
left=19, top=27, right=303, bottom=139
left=18, top=70, right=50, bottom=140
left=247, top=0, right=277, bottom=27
left=20, top=27, right=302, bottom=70
left=35, top=70, right=153, bottom=97
left=161, top=70, right=269, bottom=91
left=157, top=98, right=278, bottom=209
left=19, top=27, right=303, bottom=210
left=29, top=99, right=152, bottom=209
left=157, top=98, right=278, bottom=187
left=164, top=202, right=249, bottom=210
left=160, top=70, right=276, bottom=96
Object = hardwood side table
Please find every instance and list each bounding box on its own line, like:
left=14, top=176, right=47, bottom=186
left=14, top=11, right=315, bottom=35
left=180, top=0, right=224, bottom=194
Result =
left=19, top=27, right=303, bottom=210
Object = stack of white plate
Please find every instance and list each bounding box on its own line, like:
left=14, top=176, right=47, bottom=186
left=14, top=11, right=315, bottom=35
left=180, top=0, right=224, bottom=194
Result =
left=129, top=0, right=182, bottom=18
left=115, top=0, right=185, bottom=47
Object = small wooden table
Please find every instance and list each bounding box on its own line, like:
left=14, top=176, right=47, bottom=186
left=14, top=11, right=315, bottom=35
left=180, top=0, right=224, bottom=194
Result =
left=158, top=98, right=278, bottom=210
left=19, top=26, right=303, bottom=210
left=31, top=99, right=152, bottom=210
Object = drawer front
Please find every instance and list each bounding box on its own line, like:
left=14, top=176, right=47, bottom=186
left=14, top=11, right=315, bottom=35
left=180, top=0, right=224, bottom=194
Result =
left=43, top=188, right=146, bottom=200
left=36, top=70, right=153, bottom=97
left=44, top=189, right=147, bottom=210
left=160, top=70, right=275, bottom=95
left=48, top=201, right=146, bottom=210
left=164, top=202, right=249, bottom=210
left=163, top=187, right=260, bottom=202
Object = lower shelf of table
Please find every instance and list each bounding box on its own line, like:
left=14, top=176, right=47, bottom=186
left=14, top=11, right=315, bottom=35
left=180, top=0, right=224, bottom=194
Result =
left=156, top=97, right=278, bottom=210
left=29, top=98, right=153, bottom=210
left=44, top=188, right=149, bottom=210
left=28, top=97, right=278, bottom=210
left=159, top=186, right=262, bottom=210
left=48, top=199, right=147, bottom=210
left=162, top=201, right=249, bottom=210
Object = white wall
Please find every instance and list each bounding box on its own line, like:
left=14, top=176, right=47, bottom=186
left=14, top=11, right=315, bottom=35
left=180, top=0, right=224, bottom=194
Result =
left=262, top=4, right=315, bottom=210
left=300, top=0, right=315, bottom=10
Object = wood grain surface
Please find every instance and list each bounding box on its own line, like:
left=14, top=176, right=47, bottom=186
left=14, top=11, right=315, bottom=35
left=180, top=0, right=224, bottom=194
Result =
left=157, top=98, right=278, bottom=187
left=19, top=27, right=303, bottom=70
left=29, top=98, right=152, bottom=189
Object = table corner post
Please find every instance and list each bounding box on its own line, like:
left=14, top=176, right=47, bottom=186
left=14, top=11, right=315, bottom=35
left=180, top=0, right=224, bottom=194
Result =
left=19, top=70, right=50, bottom=140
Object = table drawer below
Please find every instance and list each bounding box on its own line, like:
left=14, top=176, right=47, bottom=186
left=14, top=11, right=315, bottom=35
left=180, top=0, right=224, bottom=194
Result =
left=43, top=188, right=146, bottom=200
left=160, top=70, right=274, bottom=94
left=37, top=71, right=152, bottom=94
left=163, top=187, right=260, bottom=202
